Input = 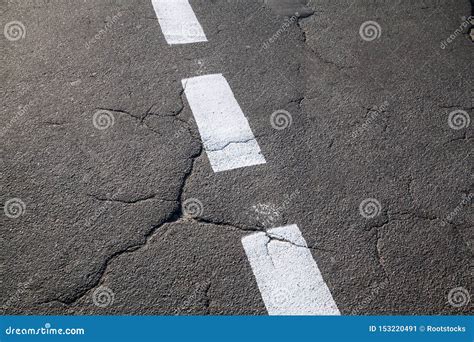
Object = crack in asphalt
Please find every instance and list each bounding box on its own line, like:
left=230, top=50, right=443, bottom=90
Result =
left=363, top=201, right=474, bottom=282
left=295, top=11, right=356, bottom=71
left=193, top=217, right=336, bottom=253
left=4, top=0, right=472, bottom=317
left=205, top=136, right=264, bottom=152
left=32, top=0, right=473, bottom=312
left=302, top=39, right=356, bottom=71
left=141, top=86, right=186, bottom=121
left=374, top=227, right=390, bottom=281
left=37, top=88, right=205, bottom=307
left=39, top=211, right=334, bottom=307
left=87, top=193, right=159, bottom=204
left=444, top=134, right=472, bottom=145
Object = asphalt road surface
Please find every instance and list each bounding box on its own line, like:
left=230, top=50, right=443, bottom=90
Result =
left=1, top=0, right=473, bottom=315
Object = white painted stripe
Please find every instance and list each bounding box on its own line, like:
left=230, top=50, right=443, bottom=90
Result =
left=182, top=74, right=266, bottom=172
left=242, top=224, right=340, bottom=315
left=151, top=0, right=207, bottom=45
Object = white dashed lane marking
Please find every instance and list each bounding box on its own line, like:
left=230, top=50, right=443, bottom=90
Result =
left=182, top=74, right=266, bottom=172
left=151, top=0, right=207, bottom=45
left=242, top=224, right=340, bottom=315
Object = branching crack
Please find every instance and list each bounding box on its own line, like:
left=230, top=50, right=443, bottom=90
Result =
left=37, top=86, right=204, bottom=308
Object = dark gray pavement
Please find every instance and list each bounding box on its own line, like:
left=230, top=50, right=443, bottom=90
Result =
left=1, top=0, right=472, bottom=315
